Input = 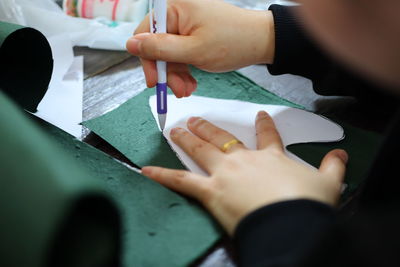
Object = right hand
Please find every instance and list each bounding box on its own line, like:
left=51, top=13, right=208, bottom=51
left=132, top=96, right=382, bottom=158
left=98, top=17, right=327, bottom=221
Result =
left=126, top=0, right=275, bottom=98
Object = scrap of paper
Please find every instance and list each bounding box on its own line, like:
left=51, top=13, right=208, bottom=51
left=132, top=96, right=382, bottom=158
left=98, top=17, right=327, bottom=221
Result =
left=35, top=51, right=83, bottom=139
left=149, top=95, right=344, bottom=175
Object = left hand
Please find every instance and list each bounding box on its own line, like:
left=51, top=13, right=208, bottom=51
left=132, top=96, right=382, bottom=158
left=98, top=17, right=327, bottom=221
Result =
left=141, top=111, right=348, bottom=235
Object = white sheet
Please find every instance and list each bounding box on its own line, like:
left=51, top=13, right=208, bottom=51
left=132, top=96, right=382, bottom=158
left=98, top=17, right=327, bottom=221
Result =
left=149, top=95, right=344, bottom=175
left=34, top=54, right=83, bottom=139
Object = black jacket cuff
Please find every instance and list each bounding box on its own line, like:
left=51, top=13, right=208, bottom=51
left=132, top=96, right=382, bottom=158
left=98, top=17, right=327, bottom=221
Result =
left=234, top=199, right=335, bottom=267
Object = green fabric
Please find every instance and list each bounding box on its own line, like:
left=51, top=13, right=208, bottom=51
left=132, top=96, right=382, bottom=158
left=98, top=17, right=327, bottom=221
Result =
left=0, top=21, right=53, bottom=112
left=36, top=111, right=220, bottom=266
left=0, top=92, right=118, bottom=267
left=84, top=68, right=383, bottom=199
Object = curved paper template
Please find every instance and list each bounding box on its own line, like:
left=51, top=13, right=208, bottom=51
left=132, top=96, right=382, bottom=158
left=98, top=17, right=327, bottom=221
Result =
left=150, top=95, right=344, bottom=175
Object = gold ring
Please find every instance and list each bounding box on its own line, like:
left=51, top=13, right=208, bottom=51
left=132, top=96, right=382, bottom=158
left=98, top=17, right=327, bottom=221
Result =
left=221, top=139, right=243, bottom=152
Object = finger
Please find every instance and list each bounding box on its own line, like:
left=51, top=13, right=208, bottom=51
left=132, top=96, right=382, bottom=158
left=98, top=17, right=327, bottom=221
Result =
left=141, top=166, right=212, bottom=201
left=170, top=127, right=223, bottom=173
left=187, top=117, right=245, bottom=153
left=168, top=72, right=187, bottom=98
left=255, top=111, right=283, bottom=151
left=141, top=61, right=197, bottom=98
left=180, top=72, right=197, bottom=97
left=140, top=58, right=157, bottom=88
left=188, top=74, right=198, bottom=93
left=319, top=149, right=348, bottom=183
left=167, top=63, right=196, bottom=97
left=126, top=33, right=201, bottom=64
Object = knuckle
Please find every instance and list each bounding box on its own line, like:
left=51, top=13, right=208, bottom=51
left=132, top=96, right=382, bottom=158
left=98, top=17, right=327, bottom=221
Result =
left=220, top=153, right=241, bottom=169
left=191, top=118, right=208, bottom=131
left=171, top=129, right=189, bottom=142
left=208, top=129, right=224, bottom=143
left=189, top=142, right=206, bottom=155
left=141, top=36, right=163, bottom=59
left=170, top=171, right=187, bottom=185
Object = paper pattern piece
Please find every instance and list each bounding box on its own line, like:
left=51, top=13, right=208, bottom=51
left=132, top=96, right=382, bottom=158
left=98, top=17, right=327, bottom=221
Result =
left=150, top=95, right=344, bottom=175
left=35, top=55, right=83, bottom=139
left=0, top=21, right=83, bottom=139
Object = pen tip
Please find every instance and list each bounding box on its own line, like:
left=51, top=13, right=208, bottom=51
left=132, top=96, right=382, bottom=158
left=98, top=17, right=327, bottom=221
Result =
left=158, top=114, right=167, bottom=132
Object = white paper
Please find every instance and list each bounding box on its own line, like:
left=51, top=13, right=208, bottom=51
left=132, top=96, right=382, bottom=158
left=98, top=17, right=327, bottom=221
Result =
left=149, top=95, right=344, bottom=175
left=35, top=56, right=84, bottom=139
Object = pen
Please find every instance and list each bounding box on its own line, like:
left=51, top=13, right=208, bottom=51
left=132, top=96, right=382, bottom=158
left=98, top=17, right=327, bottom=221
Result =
left=150, top=0, right=167, bottom=130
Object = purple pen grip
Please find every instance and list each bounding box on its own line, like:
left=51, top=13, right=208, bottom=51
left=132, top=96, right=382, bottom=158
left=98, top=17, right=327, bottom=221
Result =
left=156, top=83, right=167, bottom=114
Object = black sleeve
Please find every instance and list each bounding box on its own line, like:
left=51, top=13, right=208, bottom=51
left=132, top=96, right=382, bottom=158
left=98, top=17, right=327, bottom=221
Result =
left=233, top=200, right=335, bottom=267
left=267, top=5, right=392, bottom=103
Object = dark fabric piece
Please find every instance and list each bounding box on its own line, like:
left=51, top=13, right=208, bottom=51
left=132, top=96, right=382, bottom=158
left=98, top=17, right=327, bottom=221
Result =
left=0, top=22, right=53, bottom=112
left=0, top=92, right=121, bottom=267
left=234, top=5, right=400, bottom=267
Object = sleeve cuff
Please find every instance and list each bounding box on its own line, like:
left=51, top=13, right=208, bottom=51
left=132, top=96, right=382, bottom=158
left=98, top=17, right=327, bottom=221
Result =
left=234, top=199, right=335, bottom=267
left=267, top=4, right=328, bottom=80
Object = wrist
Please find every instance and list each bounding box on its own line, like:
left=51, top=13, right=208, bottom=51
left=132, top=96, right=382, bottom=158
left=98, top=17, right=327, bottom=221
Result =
left=246, top=10, right=275, bottom=65
left=258, top=10, right=275, bottom=64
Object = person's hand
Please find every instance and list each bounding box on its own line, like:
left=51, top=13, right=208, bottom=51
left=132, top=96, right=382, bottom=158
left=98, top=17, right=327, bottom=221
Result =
left=126, top=0, right=275, bottom=98
left=141, top=111, right=348, bottom=235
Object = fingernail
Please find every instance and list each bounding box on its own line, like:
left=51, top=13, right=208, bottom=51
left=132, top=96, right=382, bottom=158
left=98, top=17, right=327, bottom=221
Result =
left=141, top=167, right=152, bottom=176
left=126, top=33, right=151, bottom=54
left=338, top=150, right=349, bottom=164
left=126, top=38, right=141, bottom=54
left=170, top=127, right=184, bottom=136
left=257, top=111, right=267, bottom=119
left=187, top=117, right=200, bottom=125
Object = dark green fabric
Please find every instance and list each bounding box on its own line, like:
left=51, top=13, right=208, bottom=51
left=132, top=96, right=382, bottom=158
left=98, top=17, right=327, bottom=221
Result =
left=35, top=112, right=220, bottom=266
left=84, top=68, right=383, bottom=200
left=0, top=21, right=53, bottom=112
left=0, top=92, right=120, bottom=267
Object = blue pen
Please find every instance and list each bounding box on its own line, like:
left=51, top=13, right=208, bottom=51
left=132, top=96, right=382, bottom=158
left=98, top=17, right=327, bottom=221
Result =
left=150, top=0, right=167, bottom=130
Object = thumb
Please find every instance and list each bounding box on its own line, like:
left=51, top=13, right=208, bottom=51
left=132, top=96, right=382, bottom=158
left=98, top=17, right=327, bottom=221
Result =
left=126, top=33, right=200, bottom=64
left=319, top=149, right=348, bottom=182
